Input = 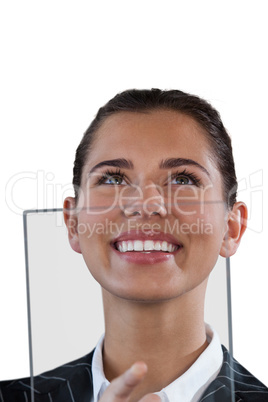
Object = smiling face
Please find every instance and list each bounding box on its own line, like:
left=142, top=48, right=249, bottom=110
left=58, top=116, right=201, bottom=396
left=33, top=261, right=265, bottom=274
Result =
left=64, top=110, right=242, bottom=303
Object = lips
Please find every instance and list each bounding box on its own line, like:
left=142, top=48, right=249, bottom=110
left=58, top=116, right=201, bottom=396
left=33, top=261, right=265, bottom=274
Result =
left=112, top=230, right=182, bottom=254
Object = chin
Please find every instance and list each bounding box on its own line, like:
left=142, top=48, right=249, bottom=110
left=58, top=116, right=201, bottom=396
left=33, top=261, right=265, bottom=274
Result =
left=102, top=280, right=186, bottom=304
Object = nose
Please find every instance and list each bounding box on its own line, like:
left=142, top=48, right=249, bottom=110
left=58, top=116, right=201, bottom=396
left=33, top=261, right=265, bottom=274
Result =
left=123, top=182, right=167, bottom=218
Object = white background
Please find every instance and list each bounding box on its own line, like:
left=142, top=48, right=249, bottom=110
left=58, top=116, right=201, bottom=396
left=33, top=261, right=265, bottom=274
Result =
left=0, top=0, right=267, bottom=386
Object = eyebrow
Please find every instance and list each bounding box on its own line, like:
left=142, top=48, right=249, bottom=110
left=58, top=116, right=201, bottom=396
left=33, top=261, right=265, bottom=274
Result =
left=88, top=157, right=210, bottom=177
left=89, top=158, right=134, bottom=174
left=159, top=158, right=210, bottom=177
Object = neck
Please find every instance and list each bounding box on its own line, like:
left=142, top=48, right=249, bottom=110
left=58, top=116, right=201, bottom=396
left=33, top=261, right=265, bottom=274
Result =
left=101, top=285, right=208, bottom=400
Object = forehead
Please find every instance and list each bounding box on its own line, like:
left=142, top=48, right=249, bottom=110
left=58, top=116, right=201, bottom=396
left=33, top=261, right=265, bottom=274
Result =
left=89, top=110, right=213, bottom=163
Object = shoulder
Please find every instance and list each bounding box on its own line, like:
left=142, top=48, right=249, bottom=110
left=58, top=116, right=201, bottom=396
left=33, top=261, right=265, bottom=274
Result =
left=200, top=345, right=268, bottom=401
left=0, top=350, right=94, bottom=401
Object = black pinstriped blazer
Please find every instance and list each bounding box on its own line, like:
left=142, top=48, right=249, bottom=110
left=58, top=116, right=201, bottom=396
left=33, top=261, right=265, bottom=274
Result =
left=0, top=346, right=267, bottom=401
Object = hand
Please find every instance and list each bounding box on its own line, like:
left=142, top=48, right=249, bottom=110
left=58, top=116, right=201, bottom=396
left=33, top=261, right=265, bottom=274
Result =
left=99, top=361, right=161, bottom=402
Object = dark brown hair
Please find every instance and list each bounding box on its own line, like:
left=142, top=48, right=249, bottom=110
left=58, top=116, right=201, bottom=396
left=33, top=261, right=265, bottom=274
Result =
left=73, top=89, right=237, bottom=207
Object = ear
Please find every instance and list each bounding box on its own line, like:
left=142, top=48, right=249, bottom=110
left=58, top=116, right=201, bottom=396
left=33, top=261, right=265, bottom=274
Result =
left=220, top=202, right=248, bottom=258
left=63, top=197, right=82, bottom=254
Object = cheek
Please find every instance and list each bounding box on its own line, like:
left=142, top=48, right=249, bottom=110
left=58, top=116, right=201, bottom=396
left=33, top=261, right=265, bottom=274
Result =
left=171, top=204, right=225, bottom=237
left=77, top=185, right=122, bottom=229
left=75, top=206, right=122, bottom=276
left=78, top=184, right=123, bottom=212
left=77, top=226, right=109, bottom=285
left=172, top=203, right=227, bottom=271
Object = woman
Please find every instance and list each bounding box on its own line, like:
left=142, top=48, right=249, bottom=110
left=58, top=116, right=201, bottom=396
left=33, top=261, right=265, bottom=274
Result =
left=1, top=89, right=267, bottom=401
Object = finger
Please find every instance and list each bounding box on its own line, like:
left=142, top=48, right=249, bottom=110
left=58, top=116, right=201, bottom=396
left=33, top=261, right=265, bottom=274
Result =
left=139, top=394, right=162, bottom=402
left=100, top=361, right=147, bottom=401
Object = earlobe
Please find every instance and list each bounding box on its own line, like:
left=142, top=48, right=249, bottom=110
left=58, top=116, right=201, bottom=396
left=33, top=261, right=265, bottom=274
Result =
left=63, top=197, right=82, bottom=254
left=220, top=202, right=248, bottom=258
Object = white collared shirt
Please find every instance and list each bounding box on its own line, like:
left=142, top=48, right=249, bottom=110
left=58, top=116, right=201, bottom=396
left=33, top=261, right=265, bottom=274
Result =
left=91, top=324, right=223, bottom=402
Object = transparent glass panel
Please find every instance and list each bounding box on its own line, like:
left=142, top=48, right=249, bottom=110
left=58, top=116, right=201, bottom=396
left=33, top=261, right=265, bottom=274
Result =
left=24, top=208, right=235, bottom=402
left=24, top=209, right=104, bottom=378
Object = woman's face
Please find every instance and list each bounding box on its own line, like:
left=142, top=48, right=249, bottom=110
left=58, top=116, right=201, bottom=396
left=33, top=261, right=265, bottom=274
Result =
left=67, top=110, right=230, bottom=302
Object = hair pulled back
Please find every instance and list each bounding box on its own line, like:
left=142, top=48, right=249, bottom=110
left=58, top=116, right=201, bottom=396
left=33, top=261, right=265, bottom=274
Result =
left=73, top=89, right=237, bottom=208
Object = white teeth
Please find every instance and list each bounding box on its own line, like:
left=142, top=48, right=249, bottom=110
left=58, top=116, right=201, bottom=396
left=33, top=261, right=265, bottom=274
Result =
left=144, top=240, right=154, bottom=250
left=154, top=241, right=161, bottom=250
left=116, top=240, right=179, bottom=253
left=167, top=243, right=173, bottom=253
left=122, top=241, right=128, bottom=252
left=127, top=241, right=134, bottom=251
left=161, top=241, right=168, bottom=251
left=117, top=243, right=124, bottom=252
left=133, top=240, right=143, bottom=251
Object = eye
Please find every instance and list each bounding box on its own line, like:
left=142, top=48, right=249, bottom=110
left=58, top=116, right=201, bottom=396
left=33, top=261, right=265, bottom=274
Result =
left=172, top=176, right=193, bottom=185
left=170, top=170, right=201, bottom=186
left=171, top=175, right=193, bottom=185
left=103, top=175, right=126, bottom=185
left=96, top=169, right=128, bottom=185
